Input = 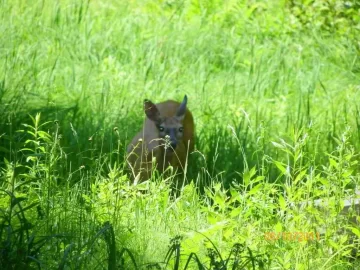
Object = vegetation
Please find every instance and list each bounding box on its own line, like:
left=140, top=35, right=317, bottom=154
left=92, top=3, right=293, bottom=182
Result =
left=1, top=0, right=360, bottom=269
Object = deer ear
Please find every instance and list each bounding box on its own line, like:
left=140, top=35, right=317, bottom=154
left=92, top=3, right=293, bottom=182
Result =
left=176, top=95, right=187, bottom=120
left=144, top=99, right=161, bottom=123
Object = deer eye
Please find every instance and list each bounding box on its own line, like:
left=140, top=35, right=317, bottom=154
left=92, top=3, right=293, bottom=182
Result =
left=158, top=126, right=165, bottom=132
left=178, top=127, right=184, bottom=132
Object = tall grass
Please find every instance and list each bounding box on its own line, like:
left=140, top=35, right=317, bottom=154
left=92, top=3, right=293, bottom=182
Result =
left=0, top=0, right=359, bottom=269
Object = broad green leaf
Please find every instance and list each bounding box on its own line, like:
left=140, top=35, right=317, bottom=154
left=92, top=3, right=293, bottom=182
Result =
left=294, top=169, right=307, bottom=185
left=274, top=222, right=282, bottom=232
left=278, top=194, right=286, bottom=210
left=247, top=183, right=262, bottom=195
left=273, top=161, right=289, bottom=176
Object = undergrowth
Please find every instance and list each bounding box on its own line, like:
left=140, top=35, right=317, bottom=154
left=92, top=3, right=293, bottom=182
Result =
left=1, top=0, right=360, bottom=269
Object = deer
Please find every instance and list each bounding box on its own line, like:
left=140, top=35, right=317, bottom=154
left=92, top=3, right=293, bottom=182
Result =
left=126, top=95, right=195, bottom=187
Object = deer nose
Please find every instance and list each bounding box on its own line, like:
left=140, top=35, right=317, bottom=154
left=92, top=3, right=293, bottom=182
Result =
left=170, top=142, right=177, bottom=149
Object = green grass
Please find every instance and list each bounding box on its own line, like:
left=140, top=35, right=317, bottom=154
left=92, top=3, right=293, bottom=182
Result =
left=1, top=0, right=360, bottom=269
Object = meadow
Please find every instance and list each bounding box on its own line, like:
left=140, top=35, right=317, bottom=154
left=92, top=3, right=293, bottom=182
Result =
left=1, top=0, right=360, bottom=269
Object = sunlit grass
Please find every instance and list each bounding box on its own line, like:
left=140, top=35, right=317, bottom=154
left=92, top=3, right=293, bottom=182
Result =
left=0, top=0, right=359, bottom=269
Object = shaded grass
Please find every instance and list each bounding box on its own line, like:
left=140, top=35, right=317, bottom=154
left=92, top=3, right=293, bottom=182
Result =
left=0, top=115, right=359, bottom=268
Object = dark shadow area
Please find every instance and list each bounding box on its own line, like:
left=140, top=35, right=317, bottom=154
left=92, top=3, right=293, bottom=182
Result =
left=0, top=102, right=141, bottom=186
left=1, top=100, right=360, bottom=195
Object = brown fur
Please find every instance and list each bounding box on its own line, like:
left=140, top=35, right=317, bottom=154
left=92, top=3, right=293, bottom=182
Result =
left=127, top=97, right=195, bottom=183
